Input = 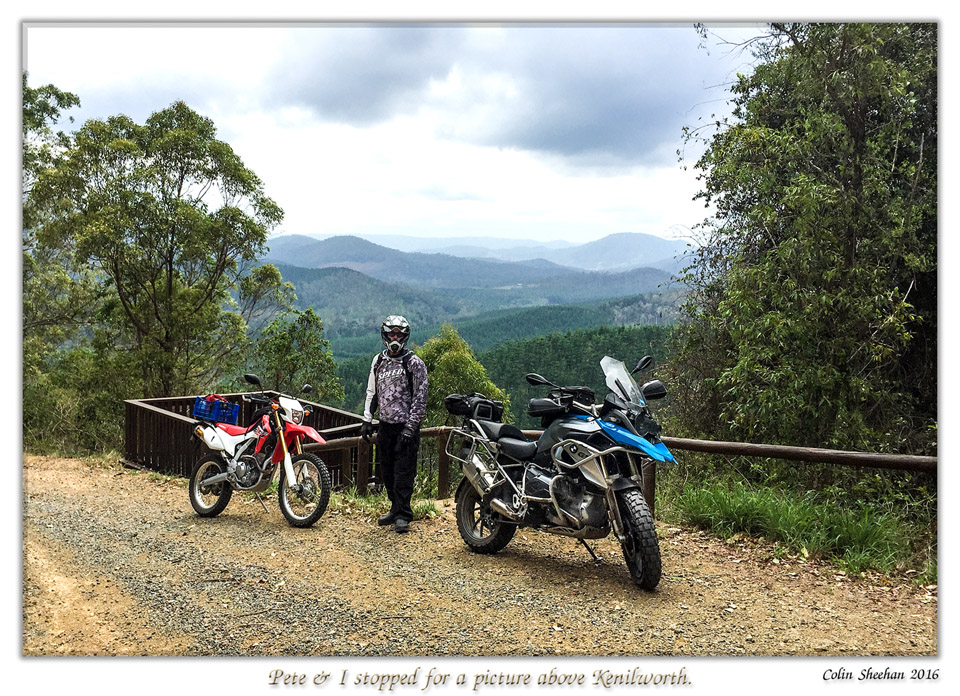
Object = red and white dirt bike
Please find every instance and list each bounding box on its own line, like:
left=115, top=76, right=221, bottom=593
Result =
left=189, top=373, right=331, bottom=528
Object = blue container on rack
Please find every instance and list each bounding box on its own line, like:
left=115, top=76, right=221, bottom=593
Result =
left=192, top=396, right=240, bottom=424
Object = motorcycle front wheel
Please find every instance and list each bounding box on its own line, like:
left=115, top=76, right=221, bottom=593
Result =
left=278, top=453, right=331, bottom=528
left=617, top=488, right=662, bottom=590
left=189, top=455, right=233, bottom=517
left=455, top=478, right=516, bottom=554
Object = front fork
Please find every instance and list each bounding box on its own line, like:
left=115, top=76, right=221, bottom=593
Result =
left=605, top=486, right=628, bottom=542
left=605, top=452, right=649, bottom=542
left=604, top=474, right=646, bottom=543
left=275, top=412, right=301, bottom=490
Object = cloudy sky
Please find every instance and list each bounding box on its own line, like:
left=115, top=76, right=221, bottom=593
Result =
left=23, top=22, right=763, bottom=245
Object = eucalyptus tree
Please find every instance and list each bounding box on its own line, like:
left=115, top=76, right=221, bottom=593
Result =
left=251, top=307, right=344, bottom=402
left=670, top=23, right=937, bottom=454
left=22, top=73, right=98, bottom=352
left=32, top=101, right=291, bottom=397
left=417, top=324, right=510, bottom=427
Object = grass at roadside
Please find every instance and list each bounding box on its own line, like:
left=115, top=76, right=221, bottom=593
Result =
left=329, top=485, right=440, bottom=522
left=657, top=477, right=936, bottom=585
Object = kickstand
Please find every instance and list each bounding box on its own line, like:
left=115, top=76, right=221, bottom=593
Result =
left=254, top=493, right=269, bottom=514
left=579, top=539, right=600, bottom=563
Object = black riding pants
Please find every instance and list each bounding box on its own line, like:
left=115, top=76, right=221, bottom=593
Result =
left=377, top=422, right=420, bottom=522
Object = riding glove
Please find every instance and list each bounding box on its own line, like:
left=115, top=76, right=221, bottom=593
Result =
left=360, top=421, right=375, bottom=442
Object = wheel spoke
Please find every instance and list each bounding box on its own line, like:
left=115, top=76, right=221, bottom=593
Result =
left=278, top=455, right=330, bottom=526
left=196, top=463, right=223, bottom=508
left=190, top=456, right=233, bottom=518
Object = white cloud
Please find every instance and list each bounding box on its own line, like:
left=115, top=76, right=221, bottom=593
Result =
left=23, top=22, right=747, bottom=243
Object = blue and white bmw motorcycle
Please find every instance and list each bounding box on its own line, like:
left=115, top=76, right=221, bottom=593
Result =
left=444, top=355, right=675, bottom=590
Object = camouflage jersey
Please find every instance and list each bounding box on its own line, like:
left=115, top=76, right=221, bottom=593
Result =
left=362, top=350, right=429, bottom=429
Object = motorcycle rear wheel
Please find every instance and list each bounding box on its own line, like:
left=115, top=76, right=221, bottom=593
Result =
left=278, top=453, right=331, bottom=528
left=617, top=488, right=661, bottom=590
left=189, top=455, right=233, bottom=518
left=455, top=478, right=516, bottom=554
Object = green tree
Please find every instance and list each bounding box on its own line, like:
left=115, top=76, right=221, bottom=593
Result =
left=22, top=74, right=114, bottom=454
left=481, top=324, right=671, bottom=430
left=250, top=307, right=344, bottom=401
left=671, top=23, right=936, bottom=454
left=22, top=74, right=100, bottom=355
left=30, top=100, right=290, bottom=397
left=416, top=324, right=510, bottom=427
left=22, top=72, right=79, bottom=202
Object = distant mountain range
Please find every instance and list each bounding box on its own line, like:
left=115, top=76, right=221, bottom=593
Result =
left=315, top=233, right=577, bottom=253
left=273, top=251, right=674, bottom=323
left=262, top=233, right=687, bottom=360
left=418, top=232, right=691, bottom=272
left=269, top=231, right=691, bottom=274
left=264, top=235, right=568, bottom=289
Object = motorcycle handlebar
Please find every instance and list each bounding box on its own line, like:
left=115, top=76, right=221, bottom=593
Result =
left=243, top=393, right=272, bottom=404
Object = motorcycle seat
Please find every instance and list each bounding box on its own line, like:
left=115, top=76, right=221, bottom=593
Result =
left=498, top=437, right=538, bottom=460
left=216, top=423, right=249, bottom=436
left=475, top=420, right=527, bottom=442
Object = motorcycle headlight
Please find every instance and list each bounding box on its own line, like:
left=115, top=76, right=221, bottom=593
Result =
left=292, top=409, right=304, bottom=424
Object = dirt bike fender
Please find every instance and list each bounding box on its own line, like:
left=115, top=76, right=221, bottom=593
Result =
left=196, top=424, right=228, bottom=453
left=609, top=477, right=641, bottom=493
left=285, top=422, right=326, bottom=445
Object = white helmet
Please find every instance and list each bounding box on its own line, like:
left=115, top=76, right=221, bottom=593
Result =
left=381, top=315, right=411, bottom=356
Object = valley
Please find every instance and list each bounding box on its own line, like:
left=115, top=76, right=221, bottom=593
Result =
left=260, top=231, right=689, bottom=414
left=264, top=232, right=687, bottom=351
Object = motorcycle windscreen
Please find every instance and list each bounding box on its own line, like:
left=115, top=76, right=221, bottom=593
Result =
left=594, top=418, right=675, bottom=463
left=600, top=355, right=645, bottom=405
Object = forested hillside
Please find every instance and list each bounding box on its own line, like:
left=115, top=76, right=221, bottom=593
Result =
left=331, top=291, right=680, bottom=360
left=480, top=324, right=672, bottom=430
left=440, top=264, right=676, bottom=311
left=335, top=323, right=671, bottom=419
left=274, top=264, right=467, bottom=337
left=274, top=255, right=681, bottom=358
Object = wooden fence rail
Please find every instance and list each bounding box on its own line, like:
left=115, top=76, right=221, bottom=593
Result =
left=124, top=396, right=937, bottom=518
left=123, top=393, right=370, bottom=487
left=300, top=428, right=937, bottom=518
left=659, top=436, right=937, bottom=474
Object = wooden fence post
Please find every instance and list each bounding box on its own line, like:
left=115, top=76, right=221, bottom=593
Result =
left=357, top=440, right=372, bottom=492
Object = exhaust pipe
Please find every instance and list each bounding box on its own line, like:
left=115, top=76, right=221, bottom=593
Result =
left=461, top=454, right=489, bottom=494
left=488, top=497, right=523, bottom=521
left=459, top=449, right=520, bottom=520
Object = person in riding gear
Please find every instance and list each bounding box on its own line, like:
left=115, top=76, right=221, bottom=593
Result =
left=361, top=315, right=429, bottom=533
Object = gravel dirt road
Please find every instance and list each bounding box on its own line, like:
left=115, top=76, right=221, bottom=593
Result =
left=22, top=454, right=937, bottom=656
